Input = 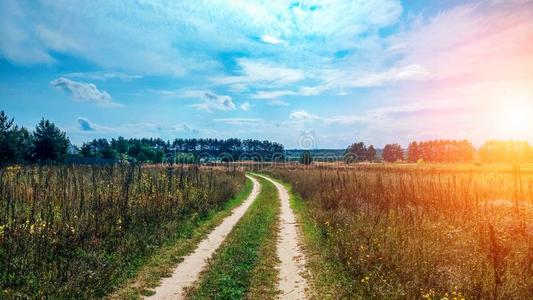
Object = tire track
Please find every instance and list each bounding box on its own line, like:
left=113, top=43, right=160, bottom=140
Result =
left=255, top=174, right=308, bottom=299
left=146, top=175, right=261, bottom=300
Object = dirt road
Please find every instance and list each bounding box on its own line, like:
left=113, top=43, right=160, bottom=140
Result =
left=255, top=174, right=308, bottom=299
left=147, top=175, right=261, bottom=300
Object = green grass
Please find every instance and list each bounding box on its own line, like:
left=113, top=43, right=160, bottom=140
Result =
left=283, top=181, right=356, bottom=299
left=108, top=177, right=254, bottom=300
left=188, top=176, right=280, bottom=300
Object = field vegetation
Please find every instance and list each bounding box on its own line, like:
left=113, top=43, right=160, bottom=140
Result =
left=0, top=164, right=243, bottom=299
left=188, top=176, right=280, bottom=299
left=265, top=164, right=532, bottom=299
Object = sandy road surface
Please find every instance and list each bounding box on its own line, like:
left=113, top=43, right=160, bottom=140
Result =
left=146, top=175, right=261, bottom=300
left=255, top=174, right=308, bottom=300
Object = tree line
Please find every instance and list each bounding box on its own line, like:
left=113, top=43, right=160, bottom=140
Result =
left=345, top=139, right=532, bottom=163
left=407, top=140, right=475, bottom=163
left=344, top=142, right=377, bottom=163
left=80, top=137, right=285, bottom=163
left=0, top=111, right=285, bottom=166
left=2, top=110, right=531, bottom=166
left=0, top=111, right=70, bottom=165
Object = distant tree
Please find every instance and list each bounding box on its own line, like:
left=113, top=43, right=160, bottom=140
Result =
left=299, top=150, right=313, bottom=165
left=15, top=127, right=34, bottom=162
left=479, top=140, right=532, bottom=163
left=152, top=149, right=165, bottom=163
left=32, top=119, right=70, bottom=162
left=345, top=141, right=376, bottom=162
left=407, top=141, right=421, bottom=162
left=366, top=145, right=377, bottom=161
left=383, top=143, right=404, bottom=162
left=80, top=142, right=95, bottom=157
left=93, top=139, right=117, bottom=159
left=0, top=111, right=18, bottom=165
left=410, top=139, right=475, bottom=163
left=111, top=136, right=129, bottom=154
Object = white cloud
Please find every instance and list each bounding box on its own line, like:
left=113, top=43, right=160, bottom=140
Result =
left=261, top=35, right=283, bottom=45
left=289, top=110, right=321, bottom=121
left=289, top=109, right=370, bottom=125
left=76, top=117, right=94, bottom=131
left=252, top=90, right=296, bottom=99
left=319, top=64, right=430, bottom=90
left=63, top=71, right=143, bottom=81
left=190, top=92, right=237, bottom=112
left=267, top=99, right=290, bottom=106
left=211, top=58, right=305, bottom=89
left=0, top=0, right=404, bottom=74
left=240, top=102, right=251, bottom=111
left=156, top=89, right=206, bottom=99
left=215, top=118, right=263, bottom=125
left=50, top=77, right=122, bottom=107
left=386, top=2, right=533, bottom=81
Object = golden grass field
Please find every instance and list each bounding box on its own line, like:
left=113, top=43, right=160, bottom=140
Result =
left=264, top=162, right=532, bottom=299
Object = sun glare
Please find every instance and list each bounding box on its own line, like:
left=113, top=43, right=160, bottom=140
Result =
left=494, top=94, right=532, bottom=139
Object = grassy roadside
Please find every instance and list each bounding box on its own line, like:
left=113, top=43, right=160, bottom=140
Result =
left=188, top=176, right=280, bottom=300
left=108, top=177, right=254, bottom=300
left=282, top=181, right=356, bottom=299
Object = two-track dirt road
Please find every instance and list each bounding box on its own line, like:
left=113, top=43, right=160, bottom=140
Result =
left=147, top=174, right=308, bottom=299
left=255, top=174, right=308, bottom=299
left=147, top=175, right=260, bottom=300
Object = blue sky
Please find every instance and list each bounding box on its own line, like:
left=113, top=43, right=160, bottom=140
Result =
left=1, top=0, right=532, bottom=148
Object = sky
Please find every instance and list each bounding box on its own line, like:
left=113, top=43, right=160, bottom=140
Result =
left=1, top=0, right=532, bottom=149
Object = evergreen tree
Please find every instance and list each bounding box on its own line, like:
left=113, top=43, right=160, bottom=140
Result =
left=299, top=150, right=313, bottom=165
left=32, top=119, right=70, bottom=162
left=0, top=111, right=18, bottom=164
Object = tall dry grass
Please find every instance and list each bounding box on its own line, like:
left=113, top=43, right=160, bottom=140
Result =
left=0, top=164, right=243, bottom=299
left=266, top=164, right=532, bottom=299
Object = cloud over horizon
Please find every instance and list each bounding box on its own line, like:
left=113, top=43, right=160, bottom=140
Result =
left=50, top=77, right=122, bottom=107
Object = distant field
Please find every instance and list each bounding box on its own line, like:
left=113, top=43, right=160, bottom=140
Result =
left=265, top=163, right=533, bottom=299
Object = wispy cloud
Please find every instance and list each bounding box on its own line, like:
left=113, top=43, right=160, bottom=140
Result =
left=190, top=92, right=237, bottom=112
left=252, top=90, right=296, bottom=99
left=63, top=71, right=143, bottom=81
left=261, top=35, right=283, bottom=45
left=215, top=118, right=263, bottom=126
left=240, top=102, right=251, bottom=111
left=289, top=110, right=321, bottom=121
left=211, top=58, right=305, bottom=90
left=289, top=110, right=369, bottom=125
left=71, top=117, right=200, bottom=136
left=50, top=77, right=122, bottom=107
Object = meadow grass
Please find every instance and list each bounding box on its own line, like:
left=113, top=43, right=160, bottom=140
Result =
left=109, top=177, right=254, bottom=299
left=283, top=182, right=356, bottom=299
left=0, top=164, right=243, bottom=299
left=265, top=163, right=532, bottom=299
left=188, top=176, right=280, bottom=299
